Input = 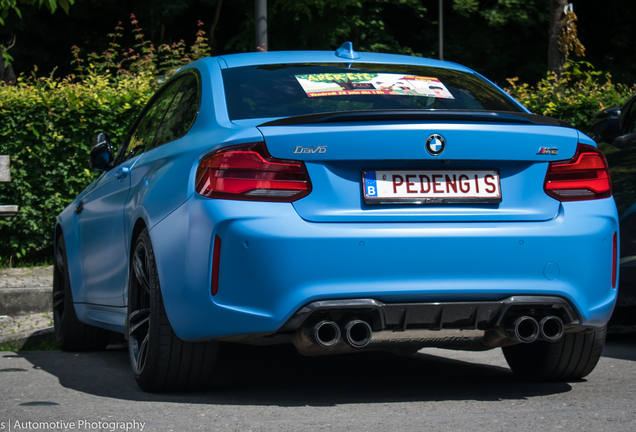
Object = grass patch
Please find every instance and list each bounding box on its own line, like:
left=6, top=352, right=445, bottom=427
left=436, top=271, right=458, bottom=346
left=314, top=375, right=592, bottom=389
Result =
left=0, top=259, right=53, bottom=269
left=0, top=339, right=59, bottom=351
left=0, top=332, right=59, bottom=351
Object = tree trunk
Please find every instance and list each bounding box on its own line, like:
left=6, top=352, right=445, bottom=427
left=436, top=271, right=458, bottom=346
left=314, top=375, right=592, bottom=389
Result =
left=0, top=52, right=16, bottom=85
left=548, top=0, right=568, bottom=74
left=209, top=0, right=223, bottom=49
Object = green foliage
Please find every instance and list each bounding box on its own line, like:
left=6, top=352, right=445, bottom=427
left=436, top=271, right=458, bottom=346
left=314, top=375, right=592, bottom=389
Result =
left=0, top=72, right=157, bottom=265
left=505, top=60, right=636, bottom=134
left=1, top=42, right=12, bottom=65
left=0, top=0, right=74, bottom=25
left=0, top=17, right=212, bottom=266
left=452, top=0, right=547, bottom=26
left=2, top=11, right=636, bottom=265
left=506, top=60, right=636, bottom=214
left=0, top=337, right=59, bottom=351
left=260, top=0, right=428, bottom=56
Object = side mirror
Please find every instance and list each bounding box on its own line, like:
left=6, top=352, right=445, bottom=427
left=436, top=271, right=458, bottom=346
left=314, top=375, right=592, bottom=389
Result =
left=592, top=107, right=621, bottom=143
left=90, top=132, right=115, bottom=171
left=613, top=132, right=636, bottom=149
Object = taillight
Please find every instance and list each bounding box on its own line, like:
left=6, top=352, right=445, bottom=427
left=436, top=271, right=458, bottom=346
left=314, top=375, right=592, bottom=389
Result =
left=544, top=144, right=611, bottom=201
left=195, top=142, right=311, bottom=202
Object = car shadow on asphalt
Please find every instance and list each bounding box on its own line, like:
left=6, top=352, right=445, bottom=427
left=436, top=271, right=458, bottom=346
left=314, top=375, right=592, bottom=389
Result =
left=13, top=343, right=573, bottom=407
left=602, top=334, right=636, bottom=362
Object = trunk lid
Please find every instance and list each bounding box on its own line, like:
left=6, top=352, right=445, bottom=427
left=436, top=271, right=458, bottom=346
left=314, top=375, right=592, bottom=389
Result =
left=257, top=119, right=579, bottom=222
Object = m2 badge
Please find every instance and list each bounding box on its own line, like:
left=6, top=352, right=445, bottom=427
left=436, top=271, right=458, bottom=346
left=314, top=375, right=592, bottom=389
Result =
left=537, top=147, right=558, bottom=155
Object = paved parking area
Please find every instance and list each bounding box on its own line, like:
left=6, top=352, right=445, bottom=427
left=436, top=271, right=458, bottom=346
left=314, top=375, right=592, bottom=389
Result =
left=0, top=338, right=635, bottom=431
left=1, top=266, right=635, bottom=431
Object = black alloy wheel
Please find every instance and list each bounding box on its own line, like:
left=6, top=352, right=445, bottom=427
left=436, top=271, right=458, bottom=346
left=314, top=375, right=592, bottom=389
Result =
left=52, top=239, right=67, bottom=342
left=53, top=233, right=110, bottom=351
left=128, top=236, right=152, bottom=376
left=127, top=228, right=219, bottom=392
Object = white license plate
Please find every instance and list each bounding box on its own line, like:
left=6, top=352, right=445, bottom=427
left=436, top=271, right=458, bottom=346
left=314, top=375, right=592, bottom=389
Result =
left=363, top=169, right=502, bottom=204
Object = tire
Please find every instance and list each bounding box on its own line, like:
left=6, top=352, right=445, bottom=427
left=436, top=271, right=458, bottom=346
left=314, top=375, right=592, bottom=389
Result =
left=53, top=234, right=111, bottom=351
left=127, top=228, right=219, bottom=392
left=502, top=326, right=607, bottom=381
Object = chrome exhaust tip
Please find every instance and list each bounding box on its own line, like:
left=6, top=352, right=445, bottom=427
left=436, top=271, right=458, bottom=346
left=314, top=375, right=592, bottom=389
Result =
left=540, top=315, right=564, bottom=342
left=308, top=320, right=341, bottom=348
left=508, top=316, right=540, bottom=343
left=344, top=320, right=373, bottom=348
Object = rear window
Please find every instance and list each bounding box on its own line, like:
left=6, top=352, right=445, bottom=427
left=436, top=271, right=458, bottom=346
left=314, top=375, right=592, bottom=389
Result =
left=222, top=63, right=521, bottom=120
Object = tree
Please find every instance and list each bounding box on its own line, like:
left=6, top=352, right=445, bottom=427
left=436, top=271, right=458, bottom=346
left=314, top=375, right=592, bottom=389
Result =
left=547, top=0, right=568, bottom=74
left=452, top=0, right=585, bottom=74
left=0, top=0, right=74, bottom=25
left=548, top=0, right=584, bottom=74
left=1, top=0, right=74, bottom=84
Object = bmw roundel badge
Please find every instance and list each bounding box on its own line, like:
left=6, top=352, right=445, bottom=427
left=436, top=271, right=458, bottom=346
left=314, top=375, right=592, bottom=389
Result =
left=425, top=134, right=446, bottom=156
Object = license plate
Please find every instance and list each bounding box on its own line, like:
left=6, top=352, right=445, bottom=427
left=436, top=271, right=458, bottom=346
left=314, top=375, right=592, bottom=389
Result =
left=363, top=169, right=502, bottom=204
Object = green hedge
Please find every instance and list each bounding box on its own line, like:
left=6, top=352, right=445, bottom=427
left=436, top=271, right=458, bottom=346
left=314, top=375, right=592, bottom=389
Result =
left=0, top=72, right=157, bottom=265
left=1, top=60, right=635, bottom=265
left=505, top=61, right=636, bottom=214
left=504, top=61, right=635, bottom=134
left=0, top=18, right=214, bottom=265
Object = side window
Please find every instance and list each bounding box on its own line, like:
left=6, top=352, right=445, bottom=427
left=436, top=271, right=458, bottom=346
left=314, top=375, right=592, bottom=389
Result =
left=123, top=77, right=184, bottom=161
left=152, top=75, right=200, bottom=148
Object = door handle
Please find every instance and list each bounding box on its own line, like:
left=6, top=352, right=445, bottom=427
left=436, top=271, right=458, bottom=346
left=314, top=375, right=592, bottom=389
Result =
left=115, top=166, right=130, bottom=181
left=74, top=201, right=83, bottom=214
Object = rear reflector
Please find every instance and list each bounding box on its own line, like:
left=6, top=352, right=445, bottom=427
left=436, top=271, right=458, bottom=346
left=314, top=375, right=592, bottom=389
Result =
left=195, top=142, right=311, bottom=202
left=211, top=235, right=221, bottom=296
left=544, top=144, right=611, bottom=201
left=612, top=231, right=617, bottom=289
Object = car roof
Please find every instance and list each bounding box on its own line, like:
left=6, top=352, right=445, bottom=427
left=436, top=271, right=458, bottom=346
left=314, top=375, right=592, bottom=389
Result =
left=212, top=50, right=473, bottom=73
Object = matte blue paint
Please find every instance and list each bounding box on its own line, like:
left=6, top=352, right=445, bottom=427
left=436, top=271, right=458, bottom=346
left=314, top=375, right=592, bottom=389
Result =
left=149, top=195, right=617, bottom=341
left=55, top=49, right=619, bottom=343
left=544, top=262, right=560, bottom=281
left=335, top=41, right=360, bottom=60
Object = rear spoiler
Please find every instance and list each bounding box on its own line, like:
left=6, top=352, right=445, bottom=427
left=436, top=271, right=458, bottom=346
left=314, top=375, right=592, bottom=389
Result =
left=259, top=110, right=574, bottom=129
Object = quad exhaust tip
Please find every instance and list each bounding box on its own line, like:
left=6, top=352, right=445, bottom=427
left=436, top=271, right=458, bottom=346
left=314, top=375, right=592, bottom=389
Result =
left=305, top=314, right=563, bottom=350
left=510, top=316, right=540, bottom=343
left=308, top=320, right=341, bottom=348
left=344, top=319, right=373, bottom=348
left=540, top=315, right=564, bottom=342
left=506, top=315, right=564, bottom=344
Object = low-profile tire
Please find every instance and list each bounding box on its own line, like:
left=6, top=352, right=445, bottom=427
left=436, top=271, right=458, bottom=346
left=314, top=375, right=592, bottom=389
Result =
left=502, top=326, right=607, bottom=381
left=128, top=228, right=219, bottom=392
left=53, top=234, right=111, bottom=351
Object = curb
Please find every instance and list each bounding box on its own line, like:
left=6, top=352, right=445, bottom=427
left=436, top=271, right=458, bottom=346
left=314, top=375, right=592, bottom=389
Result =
left=0, top=265, right=53, bottom=316
left=0, top=287, right=52, bottom=316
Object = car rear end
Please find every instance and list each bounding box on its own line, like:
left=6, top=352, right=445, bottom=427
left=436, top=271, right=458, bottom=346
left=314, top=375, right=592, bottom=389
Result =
left=158, top=54, right=618, bottom=363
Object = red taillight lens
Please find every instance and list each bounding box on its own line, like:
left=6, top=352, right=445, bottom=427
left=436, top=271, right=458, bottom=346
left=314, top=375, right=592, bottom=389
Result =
left=544, top=144, right=612, bottom=201
left=195, top=142, right=311, bottom=202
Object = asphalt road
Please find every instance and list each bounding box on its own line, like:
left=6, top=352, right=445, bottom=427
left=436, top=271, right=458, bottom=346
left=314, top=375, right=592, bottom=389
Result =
left=1, top=337, right=635, bottom=432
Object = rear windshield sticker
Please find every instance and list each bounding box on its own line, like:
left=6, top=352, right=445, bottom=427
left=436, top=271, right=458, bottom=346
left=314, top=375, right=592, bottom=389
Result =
left=294, top=73, right=455, bottom=99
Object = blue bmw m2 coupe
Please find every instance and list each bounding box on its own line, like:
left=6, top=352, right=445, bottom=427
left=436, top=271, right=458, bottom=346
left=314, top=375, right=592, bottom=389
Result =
left=54, top=43, right=618, bottom=391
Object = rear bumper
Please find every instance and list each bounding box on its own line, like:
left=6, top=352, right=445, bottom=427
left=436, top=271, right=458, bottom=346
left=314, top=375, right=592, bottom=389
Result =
left=151, top=196, right=618, bottom=342
left=279, top=296, right=580, bottom=332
